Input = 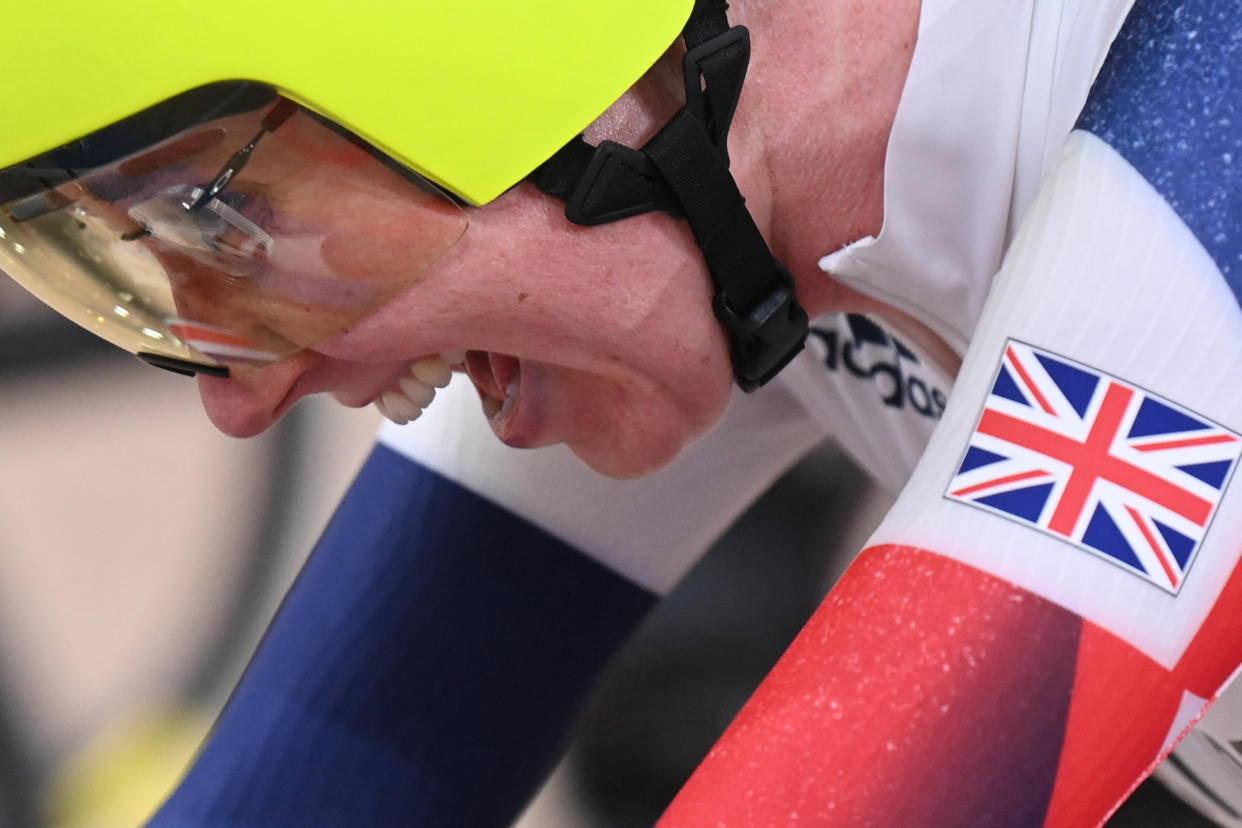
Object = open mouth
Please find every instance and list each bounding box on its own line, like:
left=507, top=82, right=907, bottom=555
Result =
left=465, top=350, right=520, bottom=420
left=368, top=349, right=521, bottom=428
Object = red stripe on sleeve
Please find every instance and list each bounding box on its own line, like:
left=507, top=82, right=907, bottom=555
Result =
left=657, top=546, right=1081, bottom=827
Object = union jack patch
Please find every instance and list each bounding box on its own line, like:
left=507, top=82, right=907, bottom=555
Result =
left=946, top=340, right=1242, bottom=594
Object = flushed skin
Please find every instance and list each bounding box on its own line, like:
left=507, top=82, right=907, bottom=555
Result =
left=196, top=0, right=926, bottom=478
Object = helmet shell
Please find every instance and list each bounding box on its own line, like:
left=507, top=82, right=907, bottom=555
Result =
left=3, top=0, right=693, bottom=204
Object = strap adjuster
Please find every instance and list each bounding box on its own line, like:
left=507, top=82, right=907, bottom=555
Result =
left=712, top=266, right=808, bottom=392
left=562, top=141, right=682, bottom=226
left=528, top=9, right=811, bottom=393
left=682, top=26, right=750, bottom=149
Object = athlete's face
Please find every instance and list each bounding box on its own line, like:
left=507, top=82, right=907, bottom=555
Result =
left=198, top=181, right=734, bottom=478
left=193, top=86, right=738, bottom=478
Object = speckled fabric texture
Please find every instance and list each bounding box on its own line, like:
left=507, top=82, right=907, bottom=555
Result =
left=1078, top=0, right=1242, bottom=295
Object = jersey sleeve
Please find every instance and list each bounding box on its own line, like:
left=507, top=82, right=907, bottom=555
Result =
left=146, top=447, right=657, bottom=827
left=657, top=3, right=1242, bottom=826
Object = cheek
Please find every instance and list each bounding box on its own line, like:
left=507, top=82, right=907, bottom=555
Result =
left=546, top=359, right=734, bottom=479
left=595, top=382, right=734, bottom=477
left=468, top=189, right=737, bottom=393
left=310, top=179, right=468, bottom=281
left=320, top=220, right=446, bottom=281
left=474, top=192, right=718, bottom=342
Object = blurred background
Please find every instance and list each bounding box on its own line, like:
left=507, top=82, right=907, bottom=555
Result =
left=0, top=276, right=1235, bottom=827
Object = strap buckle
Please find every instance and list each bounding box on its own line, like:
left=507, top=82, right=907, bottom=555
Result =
left=712, top=265, right=808, bottom=392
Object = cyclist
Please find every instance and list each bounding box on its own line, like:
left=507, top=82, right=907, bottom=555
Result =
left=4, top=0, right=1241, bottom=825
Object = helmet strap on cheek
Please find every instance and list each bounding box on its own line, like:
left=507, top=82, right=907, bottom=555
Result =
left=529, top=0, right=808, bottom=392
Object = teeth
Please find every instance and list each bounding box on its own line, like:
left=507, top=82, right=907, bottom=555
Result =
left=373, top=396, right=399, bottom=423
left=379, top=390, right=424, bottom=425
left=398, top=375, right=436, bottom=407
left=411, top=355, right=452, bottom=388
left=372, top=353, right=461, bottom=426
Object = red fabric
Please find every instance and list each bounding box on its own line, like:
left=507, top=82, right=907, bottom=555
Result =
left=660, top=541, right=1242, bottom=827
left=1042, top=623, right=1179, bottom=828
left=657, top=545, right=1081, bottom=827
left=1047, top=544, right=1242, bottom=826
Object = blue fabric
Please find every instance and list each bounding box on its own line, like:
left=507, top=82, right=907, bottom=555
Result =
left=1077, top=0, right=1242, bottom=304
left=149, top=444, right=655, bottom=827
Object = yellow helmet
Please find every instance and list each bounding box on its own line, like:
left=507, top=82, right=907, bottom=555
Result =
left=3, top=0, right=694, bottom=204
left=1, top=0, right=807, bottom=388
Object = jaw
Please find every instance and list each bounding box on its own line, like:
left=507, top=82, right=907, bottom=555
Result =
left=193, top=174, right=737, bottom=469
left=197, top=335, right=731, bottom=478
left=511, top=358, right=730, bottom=479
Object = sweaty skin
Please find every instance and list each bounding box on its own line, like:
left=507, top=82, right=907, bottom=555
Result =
left=196, top=0, right=927, bottom=479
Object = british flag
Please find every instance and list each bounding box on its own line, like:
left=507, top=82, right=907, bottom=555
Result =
left=946, top=340, right=1242, bottom=594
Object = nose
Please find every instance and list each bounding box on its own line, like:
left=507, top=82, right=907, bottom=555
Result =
left=194, top=348, right=322, bottom=437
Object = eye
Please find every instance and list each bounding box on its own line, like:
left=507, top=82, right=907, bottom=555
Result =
left=117, top=129, right=228, bottom=179
left=92, top=128, right=230, bottom=203
left=214, top=187, right=278, bottom=232
left=82, top=174, right=147, bottom=203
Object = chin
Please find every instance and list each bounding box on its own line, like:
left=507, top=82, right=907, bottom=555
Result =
left=564, top=388, right=721, bottom=479
left=568, top=435, right=686, bottom=480
left=480, top=350, right=734, bottom=478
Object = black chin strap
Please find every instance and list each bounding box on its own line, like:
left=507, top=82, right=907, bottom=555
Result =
left=529, top=0, right=807, bottom=392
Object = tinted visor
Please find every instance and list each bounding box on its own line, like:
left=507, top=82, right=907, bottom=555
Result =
left=0, top=85, right=467, bottom=376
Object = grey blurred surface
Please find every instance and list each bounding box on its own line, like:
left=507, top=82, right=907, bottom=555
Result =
left=0, top=282, right=379, bottom=826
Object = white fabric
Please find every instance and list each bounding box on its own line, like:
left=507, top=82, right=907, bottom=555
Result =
left=380, top=377, right=826, bottom=594
left=821, top=0, right=1135, bottom=354
left=770, top=0, right=1135, bottom=492
left=775, top=312, right=952, bottom=494
left=866, top=131, right=1242, bottom=668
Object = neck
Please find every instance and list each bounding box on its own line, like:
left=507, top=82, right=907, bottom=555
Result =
left=732, top=0, right=960, bottom=372
left=585, top=1, right=954, bottom=374
left=733, top=0, right=921, bottom=313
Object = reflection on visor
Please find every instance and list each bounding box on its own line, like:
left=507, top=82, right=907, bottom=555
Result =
left=0, top=87, right=468, bottom=376
left=128, top=184, right=275, bottom=277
